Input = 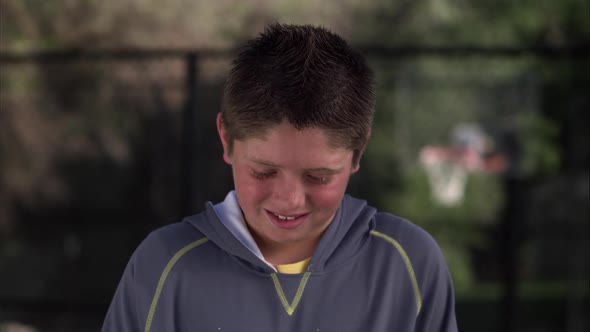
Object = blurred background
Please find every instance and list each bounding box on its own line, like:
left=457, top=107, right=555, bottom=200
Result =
left=0, top=1, right=588, bottom=331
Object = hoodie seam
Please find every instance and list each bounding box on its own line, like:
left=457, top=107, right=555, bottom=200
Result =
left=270, top=272, right=312, bottom=316
left=369, top=230, right=422, bottom=316
left=144, top=237, right=209, bottom=332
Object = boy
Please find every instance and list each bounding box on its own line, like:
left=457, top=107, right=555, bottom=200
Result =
left=102, top=23, right=458, bottom=331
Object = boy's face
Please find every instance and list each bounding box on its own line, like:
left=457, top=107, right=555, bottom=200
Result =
left=217, top=114, right=359, bottom=259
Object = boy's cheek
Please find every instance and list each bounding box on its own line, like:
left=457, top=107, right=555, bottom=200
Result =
left=235, top=176, right=269, bottom=200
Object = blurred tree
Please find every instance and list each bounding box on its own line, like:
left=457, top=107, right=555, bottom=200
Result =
left=346, top=0, right=588, bottom=291
left=350, top=0, right=589, bottom=46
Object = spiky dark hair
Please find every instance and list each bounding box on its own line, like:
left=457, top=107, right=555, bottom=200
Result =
left=221, top=23, right=375, bottom=164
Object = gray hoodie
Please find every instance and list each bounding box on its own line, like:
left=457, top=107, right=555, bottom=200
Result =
left=102, top=194, right=458, bottom=331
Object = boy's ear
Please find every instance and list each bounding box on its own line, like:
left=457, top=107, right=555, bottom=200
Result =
left=216, top=113, right=232, bottom=164
left=351, top=161, right=361, bottom=174
left=351, top=127, right=372, bottom=174
left=351, top=152, right=362, bottom=174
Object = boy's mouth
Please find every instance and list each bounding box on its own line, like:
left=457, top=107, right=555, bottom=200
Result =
left=265, top=210, right=309, bottom=229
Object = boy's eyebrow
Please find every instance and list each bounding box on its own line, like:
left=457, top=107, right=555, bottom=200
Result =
left=306, top=167, right=344, bottom=174
left=248, top=157, right=280, bottom=167
left=247, top=157, right=344, bottom=173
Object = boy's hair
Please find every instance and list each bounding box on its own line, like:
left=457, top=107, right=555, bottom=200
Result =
left=221, top=23, right=375, bottom=165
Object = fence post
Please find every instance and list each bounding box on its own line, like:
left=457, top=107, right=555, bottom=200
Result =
left=499, top=130, right=524, bottom=332
left=180, top=52, right=199, bottom=217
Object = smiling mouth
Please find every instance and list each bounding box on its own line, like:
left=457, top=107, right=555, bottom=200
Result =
left=265, top=210, right=309, bottom=228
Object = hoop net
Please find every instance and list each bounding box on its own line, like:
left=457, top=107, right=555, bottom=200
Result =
left=420, top=146, right=471, bottom=206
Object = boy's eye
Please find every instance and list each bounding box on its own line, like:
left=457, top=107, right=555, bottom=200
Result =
left=251, top=169, right=276, bottom=179
left=306, top=174, right=330, bottom=185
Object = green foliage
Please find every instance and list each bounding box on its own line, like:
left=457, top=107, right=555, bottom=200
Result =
left=360, top=52, right=571, bottom=289
left=393, top=170, right=503, bottom=229
left=515, top=112, right=561, bottom=177
left=351, top=0, right=589, bottom=45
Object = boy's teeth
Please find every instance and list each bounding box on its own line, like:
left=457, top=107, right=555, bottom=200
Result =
left=274, top=213, right=296, bottom=220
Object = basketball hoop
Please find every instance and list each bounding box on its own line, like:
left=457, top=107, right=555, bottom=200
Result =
left=420, top=146, right=469, bottom=206
left=418, top=122, right=510, bottom=206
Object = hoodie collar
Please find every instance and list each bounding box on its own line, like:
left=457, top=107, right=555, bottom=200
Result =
left=307, top=194, right=376, bottom=272
left=185, top=192, right=376, bottom=273
left=211, top=191, right=276, bottom=271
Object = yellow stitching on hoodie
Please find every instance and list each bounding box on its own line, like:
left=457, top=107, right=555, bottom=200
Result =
left=145, top=238, right=209, bottom=332
left=271, top=272, right=312, bottom=315
left=370, top=230, right=422, bottom=315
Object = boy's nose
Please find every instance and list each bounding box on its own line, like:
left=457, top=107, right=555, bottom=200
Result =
left=273, top=176, right=306, bottom=211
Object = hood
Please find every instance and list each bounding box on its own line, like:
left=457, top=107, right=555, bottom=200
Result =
left=184, top=194, right=377, bottom=273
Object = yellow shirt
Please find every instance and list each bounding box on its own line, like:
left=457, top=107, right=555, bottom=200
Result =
left=274, top=257, right=311, bottom=274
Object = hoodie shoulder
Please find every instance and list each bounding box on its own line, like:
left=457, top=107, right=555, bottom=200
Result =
left=370, top=213, right=448, bottom=283
left=370, top=213, right=458, bottom=331
left=102, top=217, right=209, bottom=332
left=139, top=218, right=208, bottom=258
left=372, top=213, right=439, bottom=256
